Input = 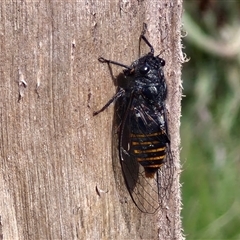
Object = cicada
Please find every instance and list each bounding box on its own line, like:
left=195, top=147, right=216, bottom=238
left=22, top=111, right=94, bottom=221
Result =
left=94, top=24, right=174, bottom=213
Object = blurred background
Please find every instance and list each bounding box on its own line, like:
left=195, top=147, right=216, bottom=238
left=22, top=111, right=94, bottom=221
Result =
left=182, top=1, right=240, bottom=239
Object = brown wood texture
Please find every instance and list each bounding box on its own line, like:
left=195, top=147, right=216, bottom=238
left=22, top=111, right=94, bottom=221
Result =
left=0, top=1, right=184, bottom=239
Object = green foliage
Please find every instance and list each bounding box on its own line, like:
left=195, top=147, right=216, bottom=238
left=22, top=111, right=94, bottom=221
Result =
left=182, top=1, right=240, bottom=239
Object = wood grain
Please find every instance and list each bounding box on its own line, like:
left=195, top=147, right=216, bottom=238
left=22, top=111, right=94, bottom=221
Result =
left=0, top=1, right=184, bottom=239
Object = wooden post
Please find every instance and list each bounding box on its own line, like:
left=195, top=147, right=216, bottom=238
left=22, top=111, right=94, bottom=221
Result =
left=0, top=1, right=184, bottom=239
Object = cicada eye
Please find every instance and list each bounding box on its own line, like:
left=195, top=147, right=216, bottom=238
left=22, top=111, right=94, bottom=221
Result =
left=160, top=59, right=165, bottom=66
left=139, top=65, right=150, bottom=74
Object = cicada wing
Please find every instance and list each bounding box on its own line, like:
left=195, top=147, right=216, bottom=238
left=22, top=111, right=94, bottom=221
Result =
left=119, top=100, right=174, bottom=213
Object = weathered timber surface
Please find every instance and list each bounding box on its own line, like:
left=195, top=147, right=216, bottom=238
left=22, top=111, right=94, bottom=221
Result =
left=0, top=1, right=184, bottom=239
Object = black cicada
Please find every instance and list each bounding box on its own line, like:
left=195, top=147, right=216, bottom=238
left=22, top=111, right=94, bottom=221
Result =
left=94, top=24, right=174, bottom=214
